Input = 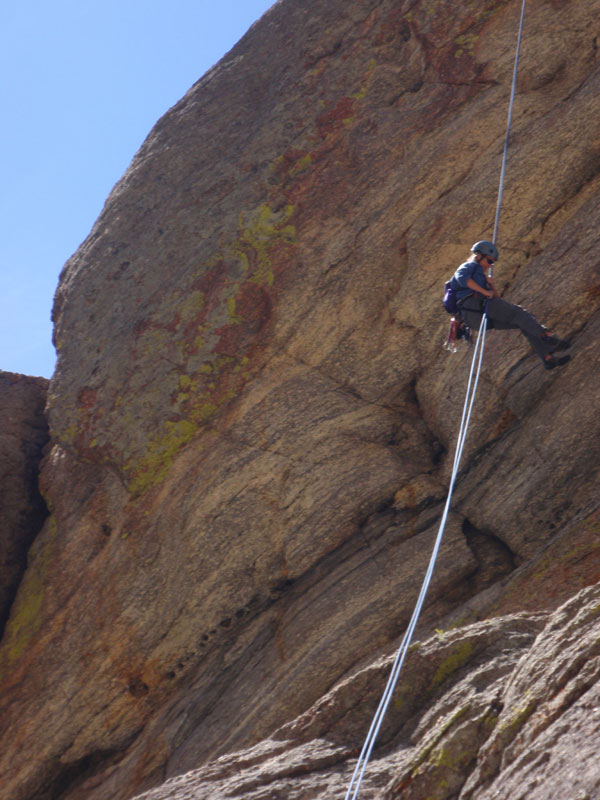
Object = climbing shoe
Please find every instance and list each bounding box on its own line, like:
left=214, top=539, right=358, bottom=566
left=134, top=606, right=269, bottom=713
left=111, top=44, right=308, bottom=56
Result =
left=543, top=354, right=571, bottom=370
left=542, top=333, right=571, bottom=351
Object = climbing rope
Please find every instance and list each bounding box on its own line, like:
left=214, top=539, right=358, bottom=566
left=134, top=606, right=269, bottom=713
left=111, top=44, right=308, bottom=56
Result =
left=344, top=3, right=526, bottom=798
left=344, top=317, right=488, bottom=800
left=492, top=0, right=527, bottom=267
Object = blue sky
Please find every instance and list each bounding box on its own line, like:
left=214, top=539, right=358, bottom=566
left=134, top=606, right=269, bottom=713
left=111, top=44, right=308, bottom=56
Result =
left=1, top=0, right=275, bottom=379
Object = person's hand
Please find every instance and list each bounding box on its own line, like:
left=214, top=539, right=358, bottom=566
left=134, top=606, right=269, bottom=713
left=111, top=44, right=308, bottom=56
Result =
left=487, top=279, right=497, bottom=298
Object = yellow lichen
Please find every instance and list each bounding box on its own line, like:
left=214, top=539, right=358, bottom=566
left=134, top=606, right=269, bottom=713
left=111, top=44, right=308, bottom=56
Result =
left=122, top=203, right=296, bottom=497
left=430, top=640, right=474, bottom=690
left=454, top=33, right=478, bottom=58
left=498, top=695, right=536, bottom=734
left=227, top=296, right=243, bottom=324
left=127, top=419, right=199, bottom=496
left=58, top=421, right=78, bottom=446
left=410, top=705, right=469, bottom=776
left=289, top=153, right=313, bottom=177
left=0, top=518, right=57, bottom=670
left=178, top=290, right=205, bottom=318
left=234, top=203, right=296, bottom=287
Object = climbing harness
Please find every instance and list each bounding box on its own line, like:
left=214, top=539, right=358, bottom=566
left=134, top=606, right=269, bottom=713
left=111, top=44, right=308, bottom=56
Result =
left=344, top=2, right=526, bottom=798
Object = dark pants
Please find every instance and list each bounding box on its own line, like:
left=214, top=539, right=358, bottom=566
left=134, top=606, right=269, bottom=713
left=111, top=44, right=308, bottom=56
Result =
left=459, top=295, right=553, bottom=362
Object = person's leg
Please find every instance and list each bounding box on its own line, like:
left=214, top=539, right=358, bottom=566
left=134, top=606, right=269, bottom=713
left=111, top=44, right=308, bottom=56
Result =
left=486, top=297, right=553, bottom=361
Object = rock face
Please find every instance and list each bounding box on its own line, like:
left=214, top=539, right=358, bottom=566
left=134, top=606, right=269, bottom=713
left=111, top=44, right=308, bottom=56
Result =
left=0, top=372, right=49, bottom=634
left=1, top=0, right=599, bottom=799
left=133, top=583, right=600, bottom=800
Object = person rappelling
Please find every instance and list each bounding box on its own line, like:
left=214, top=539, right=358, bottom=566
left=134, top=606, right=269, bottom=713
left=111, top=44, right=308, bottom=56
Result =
left=346, top=6, right=572, bottom=798
left=446, top=241, right=571, bottom=369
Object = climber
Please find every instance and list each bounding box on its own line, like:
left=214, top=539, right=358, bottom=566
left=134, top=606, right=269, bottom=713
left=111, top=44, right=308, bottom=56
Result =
left=451, top=241, right=571, bottom=369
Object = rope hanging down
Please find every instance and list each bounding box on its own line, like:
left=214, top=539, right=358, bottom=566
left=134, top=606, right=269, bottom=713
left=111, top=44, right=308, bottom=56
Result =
left=492, top=0, right=527, bottom=271
left=344, top=3, right=526, bottom=798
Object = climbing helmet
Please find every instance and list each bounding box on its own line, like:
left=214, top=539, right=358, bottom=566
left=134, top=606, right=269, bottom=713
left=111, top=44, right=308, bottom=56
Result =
left=471, top=240, right=499, bottom=261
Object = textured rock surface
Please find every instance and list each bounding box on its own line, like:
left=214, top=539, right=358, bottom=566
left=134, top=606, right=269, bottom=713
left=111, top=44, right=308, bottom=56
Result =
left=1, top=0, right=599, bottom=799
left=0, top=371, right=49, bottom=633
left=133, top=584, right=600, bottom=800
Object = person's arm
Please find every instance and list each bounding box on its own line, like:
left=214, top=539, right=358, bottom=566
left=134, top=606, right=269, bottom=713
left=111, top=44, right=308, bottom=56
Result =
left=487, top=277, right=500, bottom=298
left=466, top=277, right=494, bottom=299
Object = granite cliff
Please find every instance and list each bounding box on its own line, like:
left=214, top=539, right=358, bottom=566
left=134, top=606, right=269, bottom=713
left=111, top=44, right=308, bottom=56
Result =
left=1, top=0, right=599, bottom=798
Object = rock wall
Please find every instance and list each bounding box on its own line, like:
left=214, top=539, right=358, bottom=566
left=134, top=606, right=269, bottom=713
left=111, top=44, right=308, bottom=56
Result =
left=133, top=583, right=600, bottom=800
left=1, top=0, right=599, bottom=799
left=0, top=372, right=49, bottom=634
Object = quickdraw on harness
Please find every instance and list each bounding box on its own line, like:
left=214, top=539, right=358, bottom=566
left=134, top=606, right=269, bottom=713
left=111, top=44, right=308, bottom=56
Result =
left=444, top=315, right=472, bottom=352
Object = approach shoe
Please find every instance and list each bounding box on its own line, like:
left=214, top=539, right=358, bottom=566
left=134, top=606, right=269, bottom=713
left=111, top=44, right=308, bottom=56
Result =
left=542, top=333, right=571, bottom=351
left=543, top=354, right=571, bottom=370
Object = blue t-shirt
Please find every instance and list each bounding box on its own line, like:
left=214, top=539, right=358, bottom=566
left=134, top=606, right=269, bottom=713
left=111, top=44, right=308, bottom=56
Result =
left=451, top=260, right=488, bottom=300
